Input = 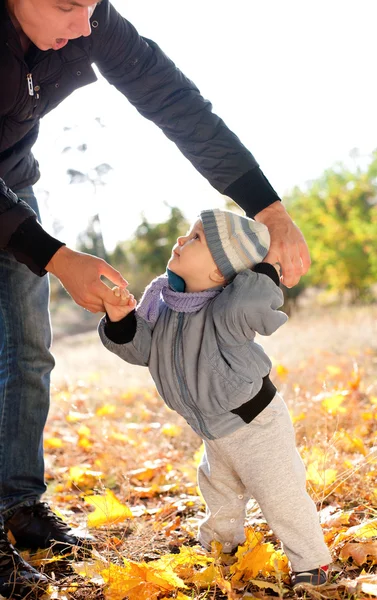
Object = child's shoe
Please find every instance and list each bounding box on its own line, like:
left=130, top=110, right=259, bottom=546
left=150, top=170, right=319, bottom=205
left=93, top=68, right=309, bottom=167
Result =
left=291, top=566, right=328, bottom=591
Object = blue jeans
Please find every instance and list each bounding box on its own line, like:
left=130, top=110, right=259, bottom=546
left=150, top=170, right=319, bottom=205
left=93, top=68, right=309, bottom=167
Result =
left=0, top=187, right=54, bottom=521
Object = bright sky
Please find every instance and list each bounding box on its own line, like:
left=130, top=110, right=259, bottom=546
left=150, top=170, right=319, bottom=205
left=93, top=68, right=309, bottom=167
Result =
left=34, top=0, right=377, bottom=250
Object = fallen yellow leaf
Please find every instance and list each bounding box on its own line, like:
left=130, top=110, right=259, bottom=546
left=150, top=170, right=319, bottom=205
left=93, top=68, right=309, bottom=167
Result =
left=333, top=518, right=377, bottom=545
left=96, top=404, right=116, bottom=417
left=68, top=465, right=103, bottom=490
left=85, top=489, right=134, bottom=528
left=44, top=437, right=63, bottom=449
left=230, top=527, right=288, bottom=584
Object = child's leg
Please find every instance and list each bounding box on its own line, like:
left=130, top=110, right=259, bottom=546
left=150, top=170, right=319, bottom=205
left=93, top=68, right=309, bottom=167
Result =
left=197, top=440, right=248, bottom=553
left=213, top=393, right=332, bottom=572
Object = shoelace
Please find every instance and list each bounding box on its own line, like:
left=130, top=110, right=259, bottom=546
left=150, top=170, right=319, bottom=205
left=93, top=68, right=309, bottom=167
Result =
left=31, top=503, right=71, bottom=533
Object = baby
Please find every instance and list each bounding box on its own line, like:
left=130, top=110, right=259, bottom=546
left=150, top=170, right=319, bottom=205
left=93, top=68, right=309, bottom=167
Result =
left=98, top=208, right=331, bottom=590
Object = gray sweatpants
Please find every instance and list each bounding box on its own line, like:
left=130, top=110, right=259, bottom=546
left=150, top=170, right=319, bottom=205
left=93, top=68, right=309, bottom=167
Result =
left=197, top=393, right=331, bottom=572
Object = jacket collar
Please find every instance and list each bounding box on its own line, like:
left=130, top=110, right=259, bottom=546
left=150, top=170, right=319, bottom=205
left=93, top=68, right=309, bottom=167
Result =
left=0, top=0, right=25, bottom=59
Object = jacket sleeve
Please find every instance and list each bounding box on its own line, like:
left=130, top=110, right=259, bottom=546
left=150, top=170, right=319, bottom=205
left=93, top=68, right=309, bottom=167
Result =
left=90, top=1, right=280, bottom=218
left=0, top=179, right=65, bottom=276
left=213, top=268, right=288, bottom=345
left=98, top=312, right=152, bottom=367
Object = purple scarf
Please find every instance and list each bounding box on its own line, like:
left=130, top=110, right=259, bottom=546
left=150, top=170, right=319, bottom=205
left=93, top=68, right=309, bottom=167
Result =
left=136, top=274, right=220, bottom=325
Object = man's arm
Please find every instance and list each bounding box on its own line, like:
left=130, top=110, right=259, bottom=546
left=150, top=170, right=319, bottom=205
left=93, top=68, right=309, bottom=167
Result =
left=0, top=178, right=63, bottom=275
left=255, top=201, right=311, bottom=288
left=90, top=1, right=310, bottom=285
left=0, top=178, right=127, bottom=312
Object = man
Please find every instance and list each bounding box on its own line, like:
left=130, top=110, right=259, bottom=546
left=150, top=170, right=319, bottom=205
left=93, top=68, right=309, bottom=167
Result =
left=0, top=0, right=310, bottom=596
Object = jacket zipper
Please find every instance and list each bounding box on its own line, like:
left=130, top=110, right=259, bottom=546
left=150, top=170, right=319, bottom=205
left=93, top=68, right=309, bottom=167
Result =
left=26, top=72, right=40, bottom=104
left=174, top=313, right=214, bottom=440
left=27, top=73, right=34, bottom=96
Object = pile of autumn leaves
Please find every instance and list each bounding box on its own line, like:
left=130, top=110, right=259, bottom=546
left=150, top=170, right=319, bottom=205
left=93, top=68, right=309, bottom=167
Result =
left=34, top=347, right=377, bottom=600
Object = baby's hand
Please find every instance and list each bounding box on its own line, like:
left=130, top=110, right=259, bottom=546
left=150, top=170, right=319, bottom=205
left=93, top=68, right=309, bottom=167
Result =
left=104, top=286, right=137, bottom=322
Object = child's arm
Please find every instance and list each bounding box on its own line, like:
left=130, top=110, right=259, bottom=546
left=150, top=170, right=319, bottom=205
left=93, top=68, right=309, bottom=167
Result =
left=99, top=286, right=152, bottom=367
left=213, top=265, right=288, bottom=344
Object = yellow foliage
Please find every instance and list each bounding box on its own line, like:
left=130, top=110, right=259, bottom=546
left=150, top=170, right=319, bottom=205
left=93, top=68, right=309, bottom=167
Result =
left=321, top=392, right=348, bottom=414
left=110, top=431, right=137, bottom=445
left=333, top=518, right=377, bottom=545
left=101, top=555, right=188, bottom=600
left=154, top=546, right=214, bottom=583
left=193, top=443, right=205, bottom=467
left=160, top=595, right=192, bottom=600
left=191, top=562, right=219, bottom=587
left=44, top=437, right=63, bottom=449
left=326, top=365, right=342, bottom=376
left=334, top=430, right=367, bottom=455
left=275, top=364, right=289, bottom=380
left=290, top=411, right=306, bottom=424
left=129, top=460, right=167, bottom=483
left=362, top=411, right=374, bottom=420
left=306, top=461, right=337, bottom=489
left=78, top=437, right=93, bottom=450
left=78, top=425, right=91, bottom=437
left=96, top=403, right=117, bottom=417
left=161, top=423, right=183, bottom=437
left=85, top=489, right=134, bottom=528
left=68, top=465, right=103, bottom=490
left=66, top=411, right=92, bottom=422
left=249, top=578, right=284, bottom=594
left=230, top=528, right=288, bottom=584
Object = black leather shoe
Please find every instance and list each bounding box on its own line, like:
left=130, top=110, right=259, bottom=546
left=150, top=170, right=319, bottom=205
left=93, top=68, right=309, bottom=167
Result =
left=0, top=527, right=48, bottom=598
left=5, top=502, right=94, bottom=554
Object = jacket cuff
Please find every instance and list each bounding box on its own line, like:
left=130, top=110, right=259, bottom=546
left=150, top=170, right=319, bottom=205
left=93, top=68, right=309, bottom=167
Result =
left=253, top=263, right=280, bottom=286
left=8, top=216, right=65, bottom=276
left=104, top=310, right=137, bottom=344
left=224, top=167, right=281, bottom=218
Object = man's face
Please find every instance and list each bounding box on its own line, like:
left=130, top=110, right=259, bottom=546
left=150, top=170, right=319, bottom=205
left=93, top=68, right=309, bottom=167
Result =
left=10, top=0, right=97, bottom=50
left=168, top=219, right=224, bottom=292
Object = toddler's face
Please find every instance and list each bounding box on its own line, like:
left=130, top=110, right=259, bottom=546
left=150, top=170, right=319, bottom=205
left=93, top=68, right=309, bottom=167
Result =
left=167, top=219, right=224, bottom=292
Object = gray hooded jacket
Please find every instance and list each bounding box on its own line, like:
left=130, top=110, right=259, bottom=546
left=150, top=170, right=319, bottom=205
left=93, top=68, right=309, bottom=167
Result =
left=99, top=268, right=288, bottom=440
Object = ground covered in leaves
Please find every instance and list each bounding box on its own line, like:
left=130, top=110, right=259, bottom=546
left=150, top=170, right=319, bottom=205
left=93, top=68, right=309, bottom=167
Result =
left=12, top=344, right=377, bottom=600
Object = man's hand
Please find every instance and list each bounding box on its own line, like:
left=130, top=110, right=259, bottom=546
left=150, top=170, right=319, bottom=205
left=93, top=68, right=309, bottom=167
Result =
left=254, top=201, right=310, bottom=287
left=104, top=286, right=137, bottom=322
left=46, top=246, right=128, bottom=313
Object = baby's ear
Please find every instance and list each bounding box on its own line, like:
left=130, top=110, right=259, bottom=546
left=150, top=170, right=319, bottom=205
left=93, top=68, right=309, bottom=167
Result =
left=209, top=268, right=226, bottom=284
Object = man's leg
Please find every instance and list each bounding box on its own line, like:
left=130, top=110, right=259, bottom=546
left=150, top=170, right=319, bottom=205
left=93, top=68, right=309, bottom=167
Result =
left=0, top=187, right=53, bottom=519
left=0, top=187, right=51, bottom=597
left=0, top=187, right=94, bottom=556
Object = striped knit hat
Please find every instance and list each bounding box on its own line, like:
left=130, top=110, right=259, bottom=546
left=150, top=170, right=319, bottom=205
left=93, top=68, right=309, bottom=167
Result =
left=200, top=209, right=270, bottom=280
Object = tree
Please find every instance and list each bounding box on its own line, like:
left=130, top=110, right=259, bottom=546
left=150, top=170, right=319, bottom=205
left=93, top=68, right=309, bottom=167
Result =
left=109, top=205, right=189, bottom=299
left=130, top=205, right=189, bottom=273
left=286, top=150, right=377, bottom=301
left=77, top=214, right=108, bottom=261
